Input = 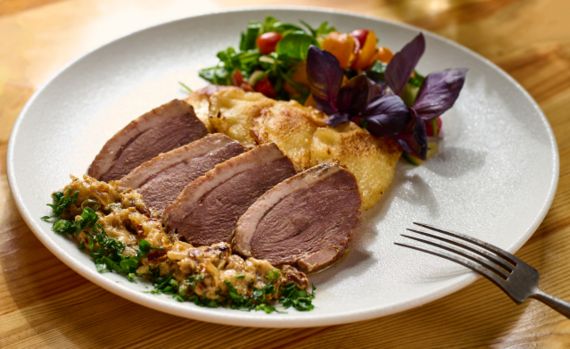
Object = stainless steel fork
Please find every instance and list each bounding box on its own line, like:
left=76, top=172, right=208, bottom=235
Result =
left=395, top=222, right=570, bottom=318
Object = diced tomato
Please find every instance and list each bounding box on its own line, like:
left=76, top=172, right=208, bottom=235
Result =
left=256, top=32, right=283, bottom=55
left=232, top=70, right=254, bottom=91
left=232, top=70, right=245, bottom=86
left=349, top=29, right=369, bottom=47
left=425, top=117, right=443, bottom=137
left=375, top=46, right=394, bottom=63
left=241, top=83, right=254, bottom=92
left=321, top=31, right=356, bottom=69
left=254, top=76, right=277, bottom=98
left=351, top=30, right=377, bottom=70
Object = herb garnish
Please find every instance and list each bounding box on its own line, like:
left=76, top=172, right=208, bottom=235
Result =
left=280, top=283, right=316, bottom=311
left=306, top=33, right=467, bottom=160
left=41, top=188, right=78, bottom=220
left=137, top=239, right=164, bottom=258
left=179, top=81, right=193, bottom=93
left=42, top=194, right=316, bottom=313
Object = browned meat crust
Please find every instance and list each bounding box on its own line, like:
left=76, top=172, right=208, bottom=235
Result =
left=163, top=143, right=297, bottom=246
left=88, top=99, right=208, bottom=181
left=119, top=134, right=246, bottom=214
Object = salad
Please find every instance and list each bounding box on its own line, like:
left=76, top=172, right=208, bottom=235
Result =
left=198, top=16, right=467, bottom=164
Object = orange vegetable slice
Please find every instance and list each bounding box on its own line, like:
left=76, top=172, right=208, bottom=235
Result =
left=322, top=32, right=356, bottom=69
left=352, top=30, right=377, bottom=70
left=375, top=46, right=394, bottom=63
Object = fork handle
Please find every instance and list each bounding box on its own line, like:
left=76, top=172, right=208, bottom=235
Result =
left=531, top=289, right=570, bottom=319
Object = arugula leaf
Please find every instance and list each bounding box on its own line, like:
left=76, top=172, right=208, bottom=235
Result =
left=300, top=20, right=335, bottom=38
left=240, top=22, right=261, bottom=51
left=276, top=32, right=319, bottom=60
left=260, top=16, right=305, bottom=35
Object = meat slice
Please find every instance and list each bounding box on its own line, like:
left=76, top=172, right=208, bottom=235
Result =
left=232, top=163, right=361, bottom=273
left=88, top=99, right=208, bottom=181
left=119, top=134, right=246, bottom=214
left=163, top=143, right=297, bottom=246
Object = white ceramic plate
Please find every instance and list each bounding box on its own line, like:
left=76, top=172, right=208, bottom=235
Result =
left=7, top=8, right=558, bottom=328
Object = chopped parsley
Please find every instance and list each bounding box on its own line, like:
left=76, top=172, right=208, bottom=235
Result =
left=42, top=193, right=316, bottom=313
left=280, top=283, right=316, bottom=311
left=266, top=269, right=280, bottom=281
left=137, top=239, right=164, bottom=258
left=41, top=188, right=79, bottom=221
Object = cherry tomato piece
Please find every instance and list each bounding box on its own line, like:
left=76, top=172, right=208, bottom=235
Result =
left=425, top=117, right=443, bottom=137
left=232, top=70, right=244, bottom=87
left=256, top=32, right=283, bottom=55
left=349, top=29, right=369, bottom=47
left=375, top=46, right=394, bottom=63
left=254, top=76, right=277, bottom=98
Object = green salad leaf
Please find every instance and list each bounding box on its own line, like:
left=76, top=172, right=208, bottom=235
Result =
left=300, top=20, right=335, bottom=38
left=276, top=31, right=319, bottom=60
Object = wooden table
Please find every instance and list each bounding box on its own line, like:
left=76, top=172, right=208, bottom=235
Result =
left=1, top=0, right=569, bottom=347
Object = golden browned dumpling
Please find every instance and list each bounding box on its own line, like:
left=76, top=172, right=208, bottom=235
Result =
left=251, top=101, right=325, bottom=170
left=208, top=88, right=276, bottom=146
left=310, top=122, right=402, bottom=210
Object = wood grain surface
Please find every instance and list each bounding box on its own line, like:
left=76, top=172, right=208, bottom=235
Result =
left=1, top=0, right=570, bottom=347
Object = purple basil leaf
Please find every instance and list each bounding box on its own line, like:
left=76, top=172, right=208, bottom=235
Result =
left=413, top=68, right=468, bottom=121
left=361, top=94, right=410, bottom=137
left=385, top=33, right=426, bottom=96
left=326, top=112, right=351, bottom=127
left=335, top=74, right=370, bottom=115
left=396, top=108, right=428, bottom=160
left=367, top=77, right=385, bottom=103
left=313, top=95, right=336, bottom=116
left=306, top=46, right=343, bottom=114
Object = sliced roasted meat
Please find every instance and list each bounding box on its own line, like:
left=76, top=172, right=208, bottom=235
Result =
left=88, top=99, right=208, bottom=181
left=232, top=163, right=361, bottom=273
left=163, top=143, right=297, bottom=246
left=119, top=134, right=246, bottom=214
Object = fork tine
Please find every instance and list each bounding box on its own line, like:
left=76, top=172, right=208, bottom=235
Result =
left=401, top=234, right=511, bottom=279
left=406, top=228, right=514, bottom=272
left=394, top=242, right=507, bottom=288
left=413, top=222, right=520, bottom=265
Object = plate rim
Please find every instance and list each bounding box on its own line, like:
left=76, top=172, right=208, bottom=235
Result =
left=6, top=6, right=560, bottom=328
